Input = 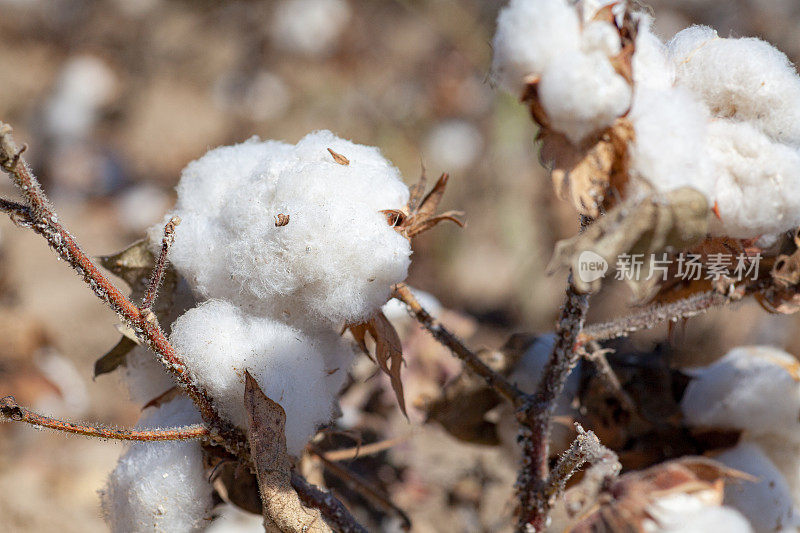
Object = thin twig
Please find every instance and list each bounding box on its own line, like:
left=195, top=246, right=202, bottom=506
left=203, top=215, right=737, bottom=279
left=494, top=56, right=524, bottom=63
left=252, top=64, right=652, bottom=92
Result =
left=539, top=423, right=620, bottom=516
left=141, top=215, right=180, bottom=311
left=0, top=395, right=211, bottom=442
left=291, top=472, right=370, bottom=533
left=581, top=342, right=635, bottom=414
left=309, top=444, right=412, bottom=531
left=392, top=283, right=525, bottom=406
left=578, top=290, right=732, bottom=343
left=0, top=122, right=247, bottom=456
left=320, top=435, right=408, bottom=462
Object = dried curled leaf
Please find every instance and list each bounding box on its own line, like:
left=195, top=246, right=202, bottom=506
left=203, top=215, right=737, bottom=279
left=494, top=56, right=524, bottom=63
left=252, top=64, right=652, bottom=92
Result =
left=383, top=171, right=465, bottom=239
left=244, top=372, right=332, bottom=533
left=547, top=187, right=709, bottom=295
left=348, top=312, right=407, bottom=417
left=541, top=118, right=635, bottom=218
left=93, top=336, right=138, bottom=378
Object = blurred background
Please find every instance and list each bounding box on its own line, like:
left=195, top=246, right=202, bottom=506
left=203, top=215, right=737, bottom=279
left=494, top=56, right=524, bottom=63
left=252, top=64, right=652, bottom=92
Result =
left=1, top=0, right=799, bottom=531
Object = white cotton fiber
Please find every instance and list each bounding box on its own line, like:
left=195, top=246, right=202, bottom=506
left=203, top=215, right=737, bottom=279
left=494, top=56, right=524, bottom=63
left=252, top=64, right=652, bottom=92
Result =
left=169, top=299, right=355, bottom=455
left=706, top=120, right=800, bottom=238
left=153, top=130, right=411, bottom=327
left=715, top=441, right=800, bottom=533
left=580, top=21, right=621, bottom=58
left=680, top=346, right=800, bottom=437
left=748, top=434, right=800, bottom=508
left=644, top=493, right=753, bottom=533
left=632, top=17, right=676, bottom=91
left=669, top=27, right=800, bottom=146
left=538, top=50, right=631, bottom=144
left=491, top=0, right=581, bottom=94
left=628, top=86, right=713, bottom=196
left=100, top=397, right=212, bottom=533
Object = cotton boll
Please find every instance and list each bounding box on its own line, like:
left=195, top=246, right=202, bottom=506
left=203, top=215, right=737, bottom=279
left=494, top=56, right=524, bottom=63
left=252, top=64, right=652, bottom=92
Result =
left=538, top=50, right=631, bottom=144
left=680, top=346, right=800, bottom=437
left=706, top=120, right=800, bottom=238
left=206, top=504, right=263, bottom=533
left=271, top=0, right=351, bottom=58
left=669, top=28, right=800, bottom=146
left=748, top=434, right=800, bottom=507
left=100, top=397, right=212, bottom=533
left=666, top=25, right=717, bottom=65
left=628, top=86, right=714, bottom=196
left=644, top=493, right=753, bottom=533
left=161, top=130, right=411, bottom=327
left=491, top=0, right=582, bottom=94
left=169, top=300, right=355, bottom=455
left=715, top=441, right=800, bottom=533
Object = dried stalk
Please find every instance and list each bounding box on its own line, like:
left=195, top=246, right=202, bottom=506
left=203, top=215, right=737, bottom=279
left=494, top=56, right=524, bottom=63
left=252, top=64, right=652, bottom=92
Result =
left=309, top=443, right=412, bottom=531
left=539, top=424, right=620, bottom=517
left=392, top=283, right=525, bottom=406
left=291, top=473, right=369, bottom=533
left=141, top=215, right=180, bottom=311
left=517, top=274, right=590, bottom=532
left=0, top=395, right=211, bottom=442
left=0, top=122, right=247, bottom=456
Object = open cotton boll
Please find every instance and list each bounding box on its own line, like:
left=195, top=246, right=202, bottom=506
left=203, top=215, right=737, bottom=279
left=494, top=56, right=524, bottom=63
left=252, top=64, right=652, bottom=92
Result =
left=159, top=130, right=411, bottom=327
left=100, top=397, right=212, bottom=533
left=706, top=120, right=800, bottom=238
left=715, top=441, right=800, bottom=533
left=169, top=300, right=355, bottom=455
left=668, top=27, right=800, bottom=146
left=644, top=493, right=753, bottom=533
left=491, top=0, right=581, bottom=95
left=580, top=21, right=621, bottom=57
left=680, top=346, right=800, bottom=437
left=538, top=50, right=631, bottom=144
left=628, top=86, right=714, bottom=196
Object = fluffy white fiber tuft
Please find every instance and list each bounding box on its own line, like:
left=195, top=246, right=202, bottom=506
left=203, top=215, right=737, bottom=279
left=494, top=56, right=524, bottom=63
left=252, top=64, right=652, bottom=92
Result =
left=100, top=397, right=212, bottom=533
left=153, top=130, right=411, bottom=328
left=668, top=27, right=800, bottom=146
left=169, top=299, right=355, bottom=455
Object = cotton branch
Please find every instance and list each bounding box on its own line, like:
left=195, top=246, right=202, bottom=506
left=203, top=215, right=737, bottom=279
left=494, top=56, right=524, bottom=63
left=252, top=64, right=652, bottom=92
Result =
left=0, top=395, right=211, bottom=442
left=141, top=215, right=180, bottom=311
left=0, top=122, right=247, bottom=456
left=538, top=424, right=620, bottom=518
left=392, top=282, right=525, bottom=406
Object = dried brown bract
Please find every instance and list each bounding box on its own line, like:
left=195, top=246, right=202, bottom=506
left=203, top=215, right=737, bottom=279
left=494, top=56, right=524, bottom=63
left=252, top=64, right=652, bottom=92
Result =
left=382, top=171, right=465, bottom=239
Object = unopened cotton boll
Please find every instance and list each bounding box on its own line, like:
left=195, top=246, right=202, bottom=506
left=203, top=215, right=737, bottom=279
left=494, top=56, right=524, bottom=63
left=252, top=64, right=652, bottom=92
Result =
left=169, top=300, right=355, bottom=455
left=154, top=130, right=411, bottom=327
left=100, top=397, right=212, bottom=533
left=715, top=441, right=800, bottom=533
left=669, top=26, right=800, bottom=146
left=491, top=0, right=581, bottom=94
left=706, top=120, right=800, bottom=238
left=628, top=86, right=713, bottom=196
left=680, top=346, right=800, bottom=437
left=538, top=50, right=631, bottom=144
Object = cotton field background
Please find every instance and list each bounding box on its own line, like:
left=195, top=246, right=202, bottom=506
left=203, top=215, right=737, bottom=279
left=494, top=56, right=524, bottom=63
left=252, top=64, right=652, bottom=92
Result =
left=2, top=1, right=800, bottom=532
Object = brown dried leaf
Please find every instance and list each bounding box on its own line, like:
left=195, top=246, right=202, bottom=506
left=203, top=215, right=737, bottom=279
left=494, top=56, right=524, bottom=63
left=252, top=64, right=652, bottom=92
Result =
left=390, top=172, right=465, bottom=239
left=142, top=386, right=181, bottom=410
left=347, top=312, right=407, bottom=417
left=93, top=336, right=138, bottom=377
left=541, top=118, right=634, bottom=218
left=97, top=239, right=155, bottom=288
left=244, top=372, right=332, bottom=533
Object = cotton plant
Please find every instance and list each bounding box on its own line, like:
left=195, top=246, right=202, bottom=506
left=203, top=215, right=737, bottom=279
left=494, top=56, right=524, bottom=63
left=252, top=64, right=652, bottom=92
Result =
left=492, top=0, right=800, bottom=300
left=680, top=346, right=800, bottom=531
